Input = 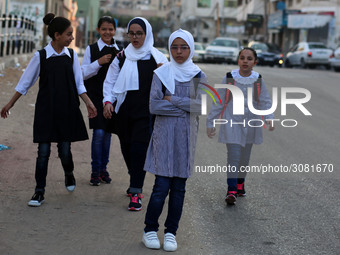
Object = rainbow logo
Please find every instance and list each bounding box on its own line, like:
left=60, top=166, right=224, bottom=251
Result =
left=199, top=82, right=223, bottom=106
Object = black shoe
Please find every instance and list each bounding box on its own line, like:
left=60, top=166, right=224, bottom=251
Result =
left=128, top=193, right=143, bottom=211
left=28, top=192, right=45, bottom=207
left=225, top=191, right=237, bottom=205
left=65, top=173, right=76, bottom=192
left=100, top=170, right=112, bottom=184
left=90, top=173, right=101, bottom=186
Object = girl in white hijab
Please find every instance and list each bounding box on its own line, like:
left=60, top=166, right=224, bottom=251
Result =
left=102, top=17, right=168, bottom=212
left=142, top=29, right=208, bottom=251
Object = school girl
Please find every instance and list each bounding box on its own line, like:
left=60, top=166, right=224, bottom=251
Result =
left=206, top=47, right=275, bottom=205
left=102, top=17, right=168, bottom=211
left=81, top=16, right=120, bottom=186
left=0, top=13, right=97, bottom=207
left=142, top=29, right=206, bottom=251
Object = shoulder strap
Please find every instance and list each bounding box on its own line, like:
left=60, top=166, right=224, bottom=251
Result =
left=68, top=48, right=74, bottom=63
left=89, top=43, right=99, bottom=62
left=38, top=49, right=46, bottom=76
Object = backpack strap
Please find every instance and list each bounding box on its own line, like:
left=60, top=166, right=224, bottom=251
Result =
left=219, top=72, right=262, bottom=119
left=253, top=74, right=262, bottom=103
left=117, top=50, right=126, bottom=69
left=220, top=72, right=234, bottom=118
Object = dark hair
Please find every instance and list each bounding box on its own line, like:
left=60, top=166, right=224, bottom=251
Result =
left=43, top=13, right=71, bottom=40
left=128, top=18, right=146, bottom=34
left=97, top=16, right=116, bottom=29
left=238, top=47, right=258, bottom=61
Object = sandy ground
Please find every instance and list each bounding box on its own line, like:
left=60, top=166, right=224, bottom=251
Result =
left=0, top=62, right=203, bottom=255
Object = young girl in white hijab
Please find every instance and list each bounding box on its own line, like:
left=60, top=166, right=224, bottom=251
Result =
left=142, top=29, right=208, bottom=252
left=102, top=17, right=168, bottom=211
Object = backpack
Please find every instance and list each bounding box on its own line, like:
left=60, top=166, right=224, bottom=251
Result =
left=220, top=72, right=262, bottom=119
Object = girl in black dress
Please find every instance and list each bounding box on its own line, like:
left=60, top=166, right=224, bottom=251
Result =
left=1, top=13, right=97, bottom=207
left=81, top=16, right=120, bottom=186
left=102, top=17, right=168, bottom=211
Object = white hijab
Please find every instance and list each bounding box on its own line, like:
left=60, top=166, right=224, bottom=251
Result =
left=154, top=29, right=201, bottom=94
left=113, top=17, right=168, bottom=112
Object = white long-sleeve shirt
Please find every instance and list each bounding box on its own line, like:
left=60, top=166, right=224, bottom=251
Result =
left=15, top=42, right=86, bottom=95
left=102, top=53, right=153, bottom=104
left=81, top=38, right=120, bottom=80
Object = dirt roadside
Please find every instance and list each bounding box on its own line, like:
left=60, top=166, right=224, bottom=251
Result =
left=0, top=62, right=205, bottom=255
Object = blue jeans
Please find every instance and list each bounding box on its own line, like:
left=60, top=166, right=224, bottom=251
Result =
left=144, top=175, right=187, bottom=235
left=35, top=142, right=74, bottom=193
left=226, top=143, right=253, bottom=192
left=91, top=129, right=111, bottom=174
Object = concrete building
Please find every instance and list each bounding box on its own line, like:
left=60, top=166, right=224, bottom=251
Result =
left=237, top=0, right=339, bottom=53
left=177, top=0, right=240, bottom=44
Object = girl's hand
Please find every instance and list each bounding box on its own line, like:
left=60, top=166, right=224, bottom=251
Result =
left=266, top=121, right=275, bottom=131
left=86, top=102, right=97, bottom=118
left=103, top=103, right=114, bottom=119
left=1, top=103, right=13, bottom=118
left=1, top=92, right=22, bottom=118
left=98, top=54, right=112, bottom=65
left=163, top=96, right=171, bottom=102
left=206, top=127, right=216, bottom=138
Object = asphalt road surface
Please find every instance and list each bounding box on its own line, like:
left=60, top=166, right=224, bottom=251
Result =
left=0, top=62, right=339, bottom=255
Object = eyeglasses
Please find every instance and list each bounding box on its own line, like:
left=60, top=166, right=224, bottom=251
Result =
left=127, top=31, right=144, bottom=38
left=170, top=45, right=190, bottom=51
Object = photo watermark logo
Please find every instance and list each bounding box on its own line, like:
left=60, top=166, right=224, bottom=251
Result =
left=200, top=83, right=312, bottom=128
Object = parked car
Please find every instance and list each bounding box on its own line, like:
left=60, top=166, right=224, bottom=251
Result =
left=248, top=41, right=283, bottom=67
left=193, top=42, right=206, bottom=62
left=205, top=37, right=242, bottom=63
left=285, top=42, right=333, bottom=69
left=330, top=46, right=340, bottom=72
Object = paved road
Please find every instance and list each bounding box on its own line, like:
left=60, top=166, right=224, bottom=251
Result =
left=0, top=63, right=339, bottom=255
left=188, top=64, right=340, bottom=255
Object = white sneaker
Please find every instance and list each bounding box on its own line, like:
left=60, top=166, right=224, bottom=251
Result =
left=163, top=233, right=177, bottom=252
left=142, top=231, right=160, bottom=249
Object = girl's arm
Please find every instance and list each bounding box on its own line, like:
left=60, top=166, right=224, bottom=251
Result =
left=1, top=92, right=22, bottom=118
left=15, top=52, right=40, bottom=95
left=150, top=74, right=186, bottom=117
left=2, top=51, right=41, bottom=118
left=79, top=93, right=97, bottom=118
left=72, top=50, right=87, bottom=95
left=103, top=57, right=120, bottom=119
left=167, top=72, right=207, bottom=113
left=81, top=44, right=112, bottom=80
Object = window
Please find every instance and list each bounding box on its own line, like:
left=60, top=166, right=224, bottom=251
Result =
left=224, top=0, right=237, bottom=8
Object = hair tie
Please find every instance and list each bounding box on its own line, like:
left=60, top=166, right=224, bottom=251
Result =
left=49, top=17, right=55, bottom=25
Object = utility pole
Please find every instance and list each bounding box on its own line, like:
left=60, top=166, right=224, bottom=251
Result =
left=216, top=2, right=220, bottom=37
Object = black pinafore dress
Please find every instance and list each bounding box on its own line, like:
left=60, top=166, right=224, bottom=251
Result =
left=115, top=56, right=157, bottom=143
left=84, top=43, right=119, bottom=129
left=33, top=48, right=88, bottom=143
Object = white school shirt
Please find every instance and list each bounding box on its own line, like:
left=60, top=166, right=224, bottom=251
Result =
left=102, top=52, right=152, bottom=104
left=15, top=42, right=86, bottom=96
left=81, top=38, right=120, bottom=80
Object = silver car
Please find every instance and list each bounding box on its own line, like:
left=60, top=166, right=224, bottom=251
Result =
left=285, top=42, right=333, bottom=69
left=205, top=37, right=242, bottom=64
